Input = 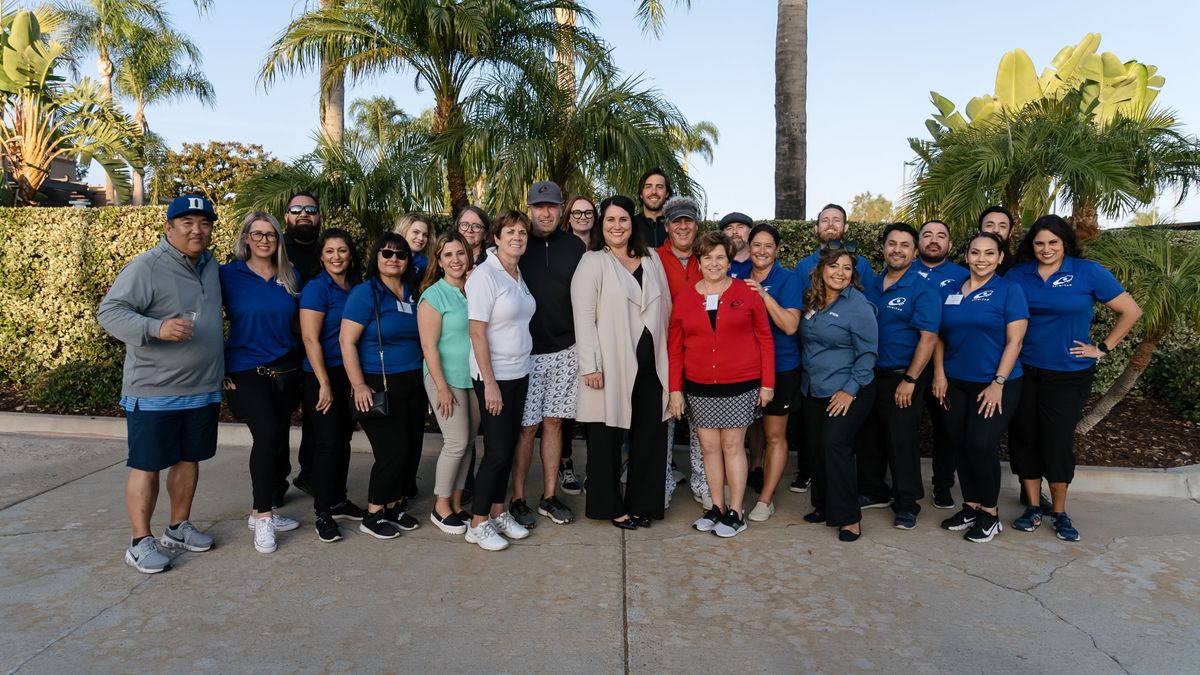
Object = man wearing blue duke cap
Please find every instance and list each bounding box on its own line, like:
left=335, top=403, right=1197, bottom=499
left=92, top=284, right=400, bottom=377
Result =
left=98, top=194, right=224, bottom=574
left=793, top=203, right=874, bottom=291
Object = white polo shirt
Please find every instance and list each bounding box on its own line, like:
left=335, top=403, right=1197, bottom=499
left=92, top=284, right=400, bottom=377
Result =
left=466, top=249, right=536, bottom=380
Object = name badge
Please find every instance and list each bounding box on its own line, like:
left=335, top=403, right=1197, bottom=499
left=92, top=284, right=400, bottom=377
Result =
left=804, top=309, right=816, bottom=320
left=397, top=301, right=414, bottom=314
left=944, top=294, right=963, bottom=306
left=705, top=294, right=719, bottom=310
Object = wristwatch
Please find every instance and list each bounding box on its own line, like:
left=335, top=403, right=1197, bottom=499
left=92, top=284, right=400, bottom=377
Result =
left=1098, top=342, right=1111, bottom=354
left=993, top=375, right=1007, bottom=385
left=901, top=373, right=917, bottom=384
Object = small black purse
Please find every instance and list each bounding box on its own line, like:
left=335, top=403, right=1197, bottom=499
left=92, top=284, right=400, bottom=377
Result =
left=352, top=283, right=390, bottom=420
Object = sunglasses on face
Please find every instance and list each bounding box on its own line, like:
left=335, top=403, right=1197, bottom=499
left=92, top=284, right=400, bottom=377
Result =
left=825, top=240, right=858, bottom=254
left=379, top=248, right=409, bottom=260
left=288, top=205, right=319, bottom=215
left=247, top=231, right=279, bottom=242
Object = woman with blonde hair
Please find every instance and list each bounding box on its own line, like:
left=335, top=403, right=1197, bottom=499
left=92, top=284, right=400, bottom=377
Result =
left=395, top=212, right=433, bottom=279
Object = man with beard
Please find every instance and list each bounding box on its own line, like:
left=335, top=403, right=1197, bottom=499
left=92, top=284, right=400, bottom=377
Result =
left=512, top=180, right=586, bottom=528
left=914, top=219, right=968, bottom=510
left=976, top=206, right=1017, bottom=275
left=793, top=203, right=875, bottom=291
left=282, top=191, right=323, bottom=501
left=857, top=223, right=942, bottom=528
left=720, top=212, right=755, bottom=279
left=634, top=168, right=671, bottom=248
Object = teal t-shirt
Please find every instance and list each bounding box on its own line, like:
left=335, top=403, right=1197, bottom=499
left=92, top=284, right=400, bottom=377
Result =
left=420, top=279, right=472, bottom=389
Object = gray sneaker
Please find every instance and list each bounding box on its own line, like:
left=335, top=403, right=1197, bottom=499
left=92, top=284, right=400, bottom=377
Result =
left=125, top=537, right=171, bottom=574
left=537, top=495, right=574, bottom=524
left=508, top=498, right=537, bottom=529
left=159, top=521, right=213, bottom=552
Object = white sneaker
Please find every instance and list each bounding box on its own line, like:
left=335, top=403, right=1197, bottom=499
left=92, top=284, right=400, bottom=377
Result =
left=748, top=501, right=775, bottom=522
left=253, top=516, right=276, bottom=553
left=465, top=520, right=509, bottom=551
left=692, top=492, right=714, bottom=510
left=490, top=512, right=530, bottom=540
left=246, top=512, right=300, bottom=532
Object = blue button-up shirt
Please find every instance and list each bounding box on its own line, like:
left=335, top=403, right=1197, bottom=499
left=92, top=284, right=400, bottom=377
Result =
left=794, top=248, right=875, bottom=293
left=864, top=266, right=942, bottom=371
left=799, top=286, right=878, bottom=398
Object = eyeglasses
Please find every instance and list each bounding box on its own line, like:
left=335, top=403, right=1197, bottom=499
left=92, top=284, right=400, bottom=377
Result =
left=825, top=240, right=858, bottom=254
left=247, top=231, right=279, bottom=242
left=288, top=205, right=319, bottom=215
left=379, top=248, right=409, bottom=260
left=569, top=209, right=594, bottom=219
left=457, top=222, right=485, bottom=232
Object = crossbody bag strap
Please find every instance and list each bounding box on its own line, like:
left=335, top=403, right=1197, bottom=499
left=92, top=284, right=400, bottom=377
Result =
left=372, top=280, right=388, bottom=392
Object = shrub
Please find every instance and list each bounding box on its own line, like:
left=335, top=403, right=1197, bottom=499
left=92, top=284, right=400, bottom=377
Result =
left=1140, top=340, right=1200, bottom=421
left=29, top=361, right=122, bottom=411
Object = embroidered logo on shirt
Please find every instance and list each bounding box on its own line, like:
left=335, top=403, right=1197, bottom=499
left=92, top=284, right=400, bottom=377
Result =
left=939, top=278, right=955, bottom=287
left=887, top=297, right=907, bottom=311
left=972, top=290, right=994, bottom=301
left=730, top=300, right=744, bottom=308
left=1052, top=275, right=1074, bottom=288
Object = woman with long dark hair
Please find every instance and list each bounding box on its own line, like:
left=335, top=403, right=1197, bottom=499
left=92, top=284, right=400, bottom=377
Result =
left=340, top=233, right=426, bottom=540
left=221, top=211, right=303, bottom=554
left=1006, top=215, right=1140, bottom=541
left=298, top=228, right=366, bottom=543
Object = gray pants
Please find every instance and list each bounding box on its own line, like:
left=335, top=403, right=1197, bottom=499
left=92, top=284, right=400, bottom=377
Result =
left=423, top=374, right=481, bottom=497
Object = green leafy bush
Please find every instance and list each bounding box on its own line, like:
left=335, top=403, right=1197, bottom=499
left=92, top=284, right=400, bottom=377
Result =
left=30, top=361, right=122, bottom=411
left=1140, top=342, right=1200, bottom=421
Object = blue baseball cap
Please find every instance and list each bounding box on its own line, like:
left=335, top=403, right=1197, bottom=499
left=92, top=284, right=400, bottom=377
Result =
left=166, top=194, right=218, bottom=222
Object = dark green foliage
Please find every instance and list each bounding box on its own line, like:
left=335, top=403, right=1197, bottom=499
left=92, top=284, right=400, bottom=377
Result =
left=30, top=361, right=122, bottom=411
left=1141, top=344, right=1200, bottom=421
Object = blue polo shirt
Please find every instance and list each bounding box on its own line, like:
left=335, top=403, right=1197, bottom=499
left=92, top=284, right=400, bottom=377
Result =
left=1006, top=256, right=1125, bottom=372
left=756, top=262, right=805, bottom=371
left=728, top=257, right=754, bottom=280
left=793, top=248, right=875, bottom=293
left=220, top=260, right=300, bottom=373
left=864, top=266, right=942, bottom=371
left=914, top=258, right=969, bottom=293
left=799, top=286, right=878, bottom=398
left=299, top=271, right=355, bottom=372
left=342, top=278, right=422, bottom=374
left=412, top=253, right=428, bottom=282
left=938, top=275, right=1029, bottom=383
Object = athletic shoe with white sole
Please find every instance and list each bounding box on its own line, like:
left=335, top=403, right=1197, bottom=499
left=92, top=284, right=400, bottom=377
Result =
left=940, top=505, right=978, bottom=531
left=893, top=511, right=918, bottom=530
left=246, top=512, right=299, bottom=532
left=431, top=510, right=468, bottom=535
left=1050, top=512, right=1080, bottom=542
left=358, top=511, right=401, bottom=540
left=857, top=495, right=892, bottom=510
left=1013, top=507, right=1043, bottom=532
left=125, top=537, right=171, bottom=573
left=253, top=516, right=276, bottom=553
left=747, top=501, right=775, bottom=522
left=692, top=506, right=722, bottom=532
left=537, top=495, right=575, bottom=524
left=329, top=500, right=366, bottom=521
left=788, top=475, right=812, bottom=493
left=159, top=521, right=213, bottom=552
left=559, top=462, right=583, bottom=495
left=713, top=509, right=748, bottom=538
left=466, top=520, right=509, bottom=551
left=964, top=511, right=1002, bottom=543
left=314, top=512, right=342, bottom=543
left=491, top=511, right=530, bottom=540
left=385, top=501, right=421, bottom=532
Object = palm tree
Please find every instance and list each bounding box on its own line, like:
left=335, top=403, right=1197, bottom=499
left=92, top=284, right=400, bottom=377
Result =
left=318, top=0, right=344, bottom=146
left=261, top=0, right=610, bottom=213
left=775, top=0, right=807, bottom=219
left=1077, top=227, right=1200, bottom=433
left=667, top=120, right=718, bottom=175
left=113, top=26, right=215, bottom=205
left=347, top=96, right=424, bottom=163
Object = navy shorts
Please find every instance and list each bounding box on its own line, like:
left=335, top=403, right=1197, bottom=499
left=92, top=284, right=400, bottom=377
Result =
left=126, top=403, right=220, bottom=472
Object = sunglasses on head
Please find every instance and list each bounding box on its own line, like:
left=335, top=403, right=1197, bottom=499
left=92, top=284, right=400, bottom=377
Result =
left=380, top=248, right=409, bottom=260
left=825, top=240, right=858, bottom=254
left=288, top=205, right=319, bottom=215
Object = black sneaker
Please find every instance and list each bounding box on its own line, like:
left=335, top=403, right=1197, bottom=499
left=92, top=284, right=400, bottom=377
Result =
left=558, top=461, right=583, bottom=496
left=293, top=476, right=315, bottom=498
left=857, top=495, right=892, bottom=510
left=964, top=510, right=1002, bottom=543
left=359, top=511, right=400, bottom=539
left=932, top=489, right=955, bottom=509
left=1019, top=491, right=1053, bottom=512
left=384, top=501, right=420, bottom=531
left=509, top=498, right=537, bottom=529
left=315, top=511, right=342, bottom=543
left=329, top=499, right=366, bottom=521
left=747, top=467, right=765, bottom=494
left=713, top=508, right=747, bottom=538
left=940, top=505, right=978, bottom=531
left=788, top=475, right=812, bottom=493
left=537, top=495, right=575, bottom=524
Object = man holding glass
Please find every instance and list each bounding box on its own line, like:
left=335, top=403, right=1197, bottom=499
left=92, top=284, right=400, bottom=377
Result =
left=98, top=194, right=224, bottom=573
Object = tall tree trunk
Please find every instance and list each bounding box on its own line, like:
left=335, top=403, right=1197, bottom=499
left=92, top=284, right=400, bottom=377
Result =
left=774, top=0, right=807, bottom=220
left=434, top=95, right=468, bottom=213
left=1077, top=332, right=1160, bottom=434
left=1069, top=196, right=1100, bottom=241
left=319, top=0, right=345, bottom=145
left=554, top=8, right=577, bottom=107
left=131, top=101, right=148, bottom=206
left=98, top=53, right=117, bottom=205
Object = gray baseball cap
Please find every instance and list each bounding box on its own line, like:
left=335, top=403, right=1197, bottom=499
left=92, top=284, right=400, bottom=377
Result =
left=527, top=180, right=563, bottom=205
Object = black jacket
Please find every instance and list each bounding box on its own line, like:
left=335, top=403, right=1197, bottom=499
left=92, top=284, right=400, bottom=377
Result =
left=518, top=228, right=586, bottom=354
left=284, top=230, right=320, bottom=286
left=635, top=213, right=668, bottom=249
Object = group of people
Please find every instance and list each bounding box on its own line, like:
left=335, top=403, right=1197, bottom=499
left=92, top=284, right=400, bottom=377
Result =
left=99, top=169, right=1141, bottom=573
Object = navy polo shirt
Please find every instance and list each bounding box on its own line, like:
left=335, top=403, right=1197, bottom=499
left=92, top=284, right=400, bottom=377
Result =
left=757, top=262, right=805, bottom=371
left=728, top=257, right=754, bottom=280
left=793, top=248, right=875, bottom=293
left=299, top=271, right=355, bottom=372
left=1006, top=256, right=1124, bottom=372
left=939, top=275, right=1029, bottom=383
left=412, top=253, right=428, bottom=282
left=864, top=266, right=942, bottom=371
left=913, top=258, right=969, bottom=293
left=220, top=260, right=300, bottom=373
left=342, top=278, right=422, bottom=374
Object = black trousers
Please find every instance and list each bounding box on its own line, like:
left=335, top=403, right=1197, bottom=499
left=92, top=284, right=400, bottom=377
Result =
left=226, top=368, right=301, bottom=513
left=803, top=381, right=876, bottom=528
left=785, top=382, right=810, bottom=479
left=924, top=387, right=955, bottom=493
left=1008, top=365, right=1093, bottom=484
left=858, top=370, right=930, bottom=514
left=358, top=371, right=426, bottom=506
left=943, top=377, right=1023, bottom=510
left=302, top=367, right=355, bottom=513
left=471, top=377, right=528, bottom=517
left=585, top=340, right=667, bottom=520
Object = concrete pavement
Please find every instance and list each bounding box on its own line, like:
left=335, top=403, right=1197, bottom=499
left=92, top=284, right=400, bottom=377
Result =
left=1, top=430, right=1198, bottom=674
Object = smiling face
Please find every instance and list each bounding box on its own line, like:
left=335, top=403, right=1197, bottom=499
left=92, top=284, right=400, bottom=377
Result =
left=919, top=221, right=951, bottom=263
left=457, top=212, right=485, bottom=248
left=698, top=245, right=730, bottom=282
left=1032, top=228, right=1065, bottom=267
left=640, top=174, right=668, bottom=213
left=320, top=236, right=351, bottom=276
left=668, top=216, right=697, bottom=252
left=285, top=194, right=321, bottom=232
left=601, top=203, right=633, bottom=251
left=822, top=253, right=855, bottom=293
left=377, top=244, right=409, bottom=278
left=980, top=212, right=1012, bottom=242
left=437, top=240, right=469, bottom=282
left=245, top=219, right=279, bottom=261
left=965, top=235, right=1002, bottom=277
left=568, top=198, right=595, bottom=237
left=816, top=207, right=848, bottom=244
left=404, top=220, right=429, bottom=255
left=494, top=220, right=529, bottom=260
left=749, top=230, right=777, bottom=271
left=885, top=230, right=918, bottom=272
left=164, top=214, right=213, bottom=260
left=528, top=202, right=562, bottom=236
left=723, top=221, right=752, bottom=253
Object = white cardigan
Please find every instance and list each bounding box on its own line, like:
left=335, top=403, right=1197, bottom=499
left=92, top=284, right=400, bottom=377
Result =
left=570, top=248, right=672, bottom=429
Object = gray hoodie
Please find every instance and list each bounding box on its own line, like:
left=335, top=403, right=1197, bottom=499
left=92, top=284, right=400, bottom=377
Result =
left=97, top=237, right=224, bottom=397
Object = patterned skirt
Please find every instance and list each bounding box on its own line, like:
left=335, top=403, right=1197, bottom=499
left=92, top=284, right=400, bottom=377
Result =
left=686, top=388, right=759, bottom=429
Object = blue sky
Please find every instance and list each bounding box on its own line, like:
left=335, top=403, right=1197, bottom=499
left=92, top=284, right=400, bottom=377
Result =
left=97, top=1, right=1200, bottom=224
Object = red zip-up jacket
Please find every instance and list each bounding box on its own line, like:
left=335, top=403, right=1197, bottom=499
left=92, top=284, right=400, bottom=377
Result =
left=668, top=279, right=775, bottom=392
left=656, top=242, right=702, bottom=296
